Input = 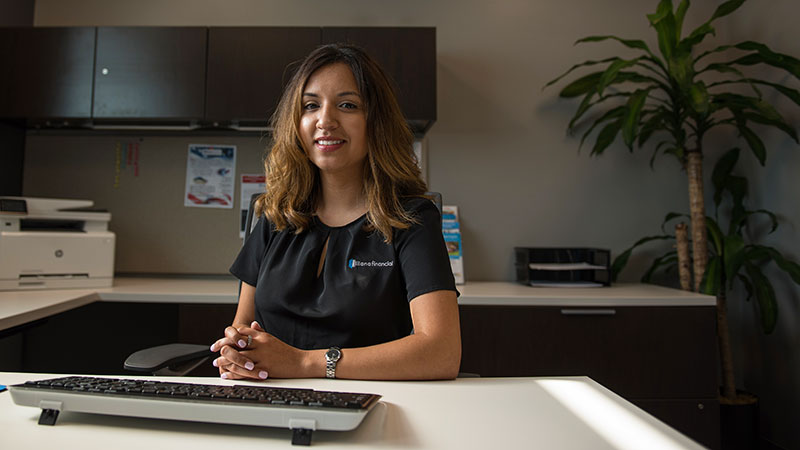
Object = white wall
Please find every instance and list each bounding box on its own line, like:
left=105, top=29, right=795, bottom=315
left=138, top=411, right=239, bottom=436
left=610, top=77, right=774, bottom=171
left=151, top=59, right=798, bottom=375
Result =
left=32, top=1, right=800, bottom=448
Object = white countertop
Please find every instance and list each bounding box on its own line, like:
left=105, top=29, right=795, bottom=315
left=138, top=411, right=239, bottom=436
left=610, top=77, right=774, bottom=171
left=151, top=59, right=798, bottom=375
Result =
left=0, top=372, right=703, bottom=449
left=0, top=277, right=715, bottom=332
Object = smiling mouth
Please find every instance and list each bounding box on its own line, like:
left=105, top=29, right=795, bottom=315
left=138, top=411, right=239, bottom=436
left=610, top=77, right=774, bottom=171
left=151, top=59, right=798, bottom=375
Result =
left=316, top=139, right=345, bottom=146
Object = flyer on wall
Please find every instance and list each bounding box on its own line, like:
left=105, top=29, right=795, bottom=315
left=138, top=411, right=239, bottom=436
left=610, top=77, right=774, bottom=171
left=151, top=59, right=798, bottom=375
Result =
left=183, top=144, right=236, bottom=209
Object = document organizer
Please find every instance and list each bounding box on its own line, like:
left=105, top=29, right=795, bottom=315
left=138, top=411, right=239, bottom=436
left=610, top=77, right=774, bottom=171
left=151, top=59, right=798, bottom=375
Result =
left=514, top=247, right=611, bottom=287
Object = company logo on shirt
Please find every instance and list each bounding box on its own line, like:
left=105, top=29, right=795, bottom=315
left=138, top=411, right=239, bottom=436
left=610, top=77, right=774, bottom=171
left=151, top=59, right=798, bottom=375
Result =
left=348, top=259, right=394, bottom=269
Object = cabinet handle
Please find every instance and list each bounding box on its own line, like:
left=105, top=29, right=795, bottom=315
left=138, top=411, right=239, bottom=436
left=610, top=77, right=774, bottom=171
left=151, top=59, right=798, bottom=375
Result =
left=560, top=309, right=616, bottom=316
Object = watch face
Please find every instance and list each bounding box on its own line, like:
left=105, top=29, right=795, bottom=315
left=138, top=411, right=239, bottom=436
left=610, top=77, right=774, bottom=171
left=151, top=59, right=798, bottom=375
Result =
left=326, top=347, right=341, bottom=361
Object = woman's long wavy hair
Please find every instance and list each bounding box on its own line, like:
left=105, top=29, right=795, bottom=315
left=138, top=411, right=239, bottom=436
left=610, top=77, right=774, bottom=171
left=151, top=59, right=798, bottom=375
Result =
left=257, top=43, right=428, bottom=242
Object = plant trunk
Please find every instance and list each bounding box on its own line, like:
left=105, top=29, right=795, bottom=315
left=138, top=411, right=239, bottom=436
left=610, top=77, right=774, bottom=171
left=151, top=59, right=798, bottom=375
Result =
left=675, top=222, right=691, bottom=291
left=686, top=150, right=708, bottom=291
left=717, top=289, right=737, bottom=400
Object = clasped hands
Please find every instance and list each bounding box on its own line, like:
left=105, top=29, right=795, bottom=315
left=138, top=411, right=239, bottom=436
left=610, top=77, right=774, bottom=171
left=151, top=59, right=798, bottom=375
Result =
left=210, top=322, right=308, bottom=380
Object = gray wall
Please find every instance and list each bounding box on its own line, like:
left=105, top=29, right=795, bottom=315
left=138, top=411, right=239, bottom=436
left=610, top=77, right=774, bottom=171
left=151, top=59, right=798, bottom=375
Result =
left=28, top=1, right=800, bottom=448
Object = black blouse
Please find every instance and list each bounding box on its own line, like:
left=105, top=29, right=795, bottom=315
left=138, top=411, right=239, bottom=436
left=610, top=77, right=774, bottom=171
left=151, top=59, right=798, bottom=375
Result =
left=229, top=197, right=457, bottom=350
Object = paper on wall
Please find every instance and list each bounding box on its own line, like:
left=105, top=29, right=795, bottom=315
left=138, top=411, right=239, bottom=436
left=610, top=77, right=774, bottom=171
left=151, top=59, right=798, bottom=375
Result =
left=183, top=144, right=236, bottom=209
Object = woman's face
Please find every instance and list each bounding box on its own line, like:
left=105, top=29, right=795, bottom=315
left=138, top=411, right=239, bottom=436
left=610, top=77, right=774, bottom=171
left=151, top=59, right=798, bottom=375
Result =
left=300, top=63, right=368, bottom=177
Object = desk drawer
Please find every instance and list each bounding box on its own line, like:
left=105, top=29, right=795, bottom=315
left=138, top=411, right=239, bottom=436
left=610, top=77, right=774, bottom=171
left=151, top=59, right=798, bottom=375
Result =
left=458, top=305, right=718, bottom=399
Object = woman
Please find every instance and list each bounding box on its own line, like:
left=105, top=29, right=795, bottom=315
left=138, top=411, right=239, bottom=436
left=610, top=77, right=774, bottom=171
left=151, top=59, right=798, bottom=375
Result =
left=210, top=44, right=460, bottom=380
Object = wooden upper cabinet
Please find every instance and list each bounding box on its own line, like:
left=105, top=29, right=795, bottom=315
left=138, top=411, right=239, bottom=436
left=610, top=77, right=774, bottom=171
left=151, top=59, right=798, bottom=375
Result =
left=206, top=27, right=321, bottom=125
left=0, top=27, right=95, bottom=119
left=322, top=27, right=436, bottom=133
left=93, top=27, right=207, bottom=120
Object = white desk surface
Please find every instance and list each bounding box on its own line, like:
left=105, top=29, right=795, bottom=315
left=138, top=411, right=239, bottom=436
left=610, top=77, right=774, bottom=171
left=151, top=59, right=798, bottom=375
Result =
left=0, top=372, right=704, bottom=449
left=0, top=277, right=715, bottom=332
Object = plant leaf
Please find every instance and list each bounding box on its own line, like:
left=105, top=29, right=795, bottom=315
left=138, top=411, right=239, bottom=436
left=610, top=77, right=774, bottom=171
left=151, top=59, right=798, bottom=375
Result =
left=598, top=58, right=641, bottom=95
left=674, top=0, right=690, bottom=40
left=680, top=22, right=715, bottom=52
left=711, top=0, right=746, bottom=21
left=706, top=216, right=724, bottom=254
left=568, top=88, right=597, bottom=130
left=648, top=0, right=677, bottom=60
left=637, top=108, right=666, bottom=148
left=732, top=41, right=800, bottom=80
left=642, top=252, right=678, bottom=283
left=737, top=123, right=767, bottom=165
left=723, top=234, right=746, bottom=288
left=579, top=106, right=626, bottom=150
left=689, top=81, right=710, bottom=115
left=760, top=246, right=800, bottom=285
left=622, top=89, right=652, bottom=149
left=611, top=234, right=674, bottom=281
left=737, top=273, right=754, bottom=302
left=660, top=211, right=688, bottom=233
left=747, top=79, right=800, bottom=108
left=711, top=148, right=741, bottom=206
left=545, top=58, right=615, bottom=92
left=591, top=119, right=623, bottom=156
left=700, top=256, right=722, bottom=295
left=743, top=112, right=799, bottom=143
left=575, top=35, right=656, bottom=58
left=744, top=262, right=778, bottom=334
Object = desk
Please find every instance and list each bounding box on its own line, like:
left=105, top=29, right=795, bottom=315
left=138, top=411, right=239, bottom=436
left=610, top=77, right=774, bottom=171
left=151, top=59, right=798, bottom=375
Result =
left=0, top=278, right=718, bottom=447
left=0, top=372, right=704, bottom=449
left=0, top=277, right=715, bottom=332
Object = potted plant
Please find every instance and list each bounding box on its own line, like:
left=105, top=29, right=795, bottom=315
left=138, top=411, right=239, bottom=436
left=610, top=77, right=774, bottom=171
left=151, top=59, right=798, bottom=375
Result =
left=611, top=149, right=800, bottom=448
left=546, top=0, right=800, bottom=447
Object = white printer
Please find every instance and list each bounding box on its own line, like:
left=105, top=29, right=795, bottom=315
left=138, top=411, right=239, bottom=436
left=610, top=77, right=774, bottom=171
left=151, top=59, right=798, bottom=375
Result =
left=0, top=197, right=115, bottom=290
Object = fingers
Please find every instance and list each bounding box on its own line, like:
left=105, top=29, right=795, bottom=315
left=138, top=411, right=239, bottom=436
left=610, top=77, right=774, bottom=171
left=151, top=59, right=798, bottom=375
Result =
left=213, top=347, right=268, bottom=380
left=210, top=326, right=250, bottom=352
left=251, top=321, right=264, bottom=332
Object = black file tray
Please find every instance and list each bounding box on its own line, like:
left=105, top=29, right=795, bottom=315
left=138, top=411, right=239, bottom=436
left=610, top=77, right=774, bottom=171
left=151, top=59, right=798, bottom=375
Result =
left=514, top=247, right=611, bottom=287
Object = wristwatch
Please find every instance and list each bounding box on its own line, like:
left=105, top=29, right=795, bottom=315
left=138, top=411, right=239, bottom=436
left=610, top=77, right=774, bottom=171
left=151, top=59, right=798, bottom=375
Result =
left=325, top=347, right=342, bottom=379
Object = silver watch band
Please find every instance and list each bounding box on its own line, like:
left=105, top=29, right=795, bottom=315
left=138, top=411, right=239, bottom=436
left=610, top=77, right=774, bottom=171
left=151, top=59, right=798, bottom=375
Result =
left=325, top=347, right=341, bottom=379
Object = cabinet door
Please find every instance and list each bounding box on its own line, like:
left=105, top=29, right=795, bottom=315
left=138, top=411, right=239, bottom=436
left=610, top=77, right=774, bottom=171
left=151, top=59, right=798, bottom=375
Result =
left=0, top=27, right=94, bottom=119
left=322, top=27, right=436, bottom=132
left=93, top=27, right=207, bottom=119
left=459, top=305, right=718, bottom=399
left=206, top=27, right=320, bottom=125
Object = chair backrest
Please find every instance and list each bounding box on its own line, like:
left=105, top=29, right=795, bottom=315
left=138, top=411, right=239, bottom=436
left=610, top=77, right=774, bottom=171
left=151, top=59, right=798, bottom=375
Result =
left=425, top=191, right=442, bottom=216
left=244, top=192, right=262, bottom=241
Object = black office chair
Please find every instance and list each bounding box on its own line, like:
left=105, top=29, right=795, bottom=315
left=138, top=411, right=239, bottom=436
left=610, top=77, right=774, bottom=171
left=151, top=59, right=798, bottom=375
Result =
left=123, top=192, right=458, bottom=376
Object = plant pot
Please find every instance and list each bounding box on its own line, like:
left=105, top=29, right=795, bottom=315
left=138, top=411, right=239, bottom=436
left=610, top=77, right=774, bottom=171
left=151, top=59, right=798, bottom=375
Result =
left=720, top=391, right=758, bottom=450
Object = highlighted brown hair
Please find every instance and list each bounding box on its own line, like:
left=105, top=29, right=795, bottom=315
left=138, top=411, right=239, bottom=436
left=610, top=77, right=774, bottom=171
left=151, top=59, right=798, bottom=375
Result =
left=258, top=43, right=428, bottom=242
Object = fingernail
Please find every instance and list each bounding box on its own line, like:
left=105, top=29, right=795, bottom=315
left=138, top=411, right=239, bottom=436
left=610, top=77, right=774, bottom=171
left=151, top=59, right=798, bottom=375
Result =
left=220, top=373, right=228, bottom=379
left=212, top=359, right=218, bottom=367
left=245, top=361, right=254, bottom=370
left=258, top=371, right=268, bottom=379
left=238, top=339, right=247, bottom=348
left=210, top=344, right=216, bottom=352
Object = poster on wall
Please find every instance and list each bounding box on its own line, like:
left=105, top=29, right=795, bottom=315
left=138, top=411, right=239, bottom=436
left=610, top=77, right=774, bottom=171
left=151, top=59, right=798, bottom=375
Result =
left=183, top=144, right=236, bottom=209
left=240, top=174, right=266, bottom=238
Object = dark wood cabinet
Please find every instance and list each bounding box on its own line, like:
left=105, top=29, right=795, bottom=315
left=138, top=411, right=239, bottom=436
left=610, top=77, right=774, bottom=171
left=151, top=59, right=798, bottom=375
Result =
left=1, top=26, right=437, bottom=133
left=206, top=27, right=321, bottom=125
left=322, top=27, right=436, bottom=133
left=459, top=304, right=720, bottom=449
left=0, top=27, right=95, bottom=120
left=93, top=27, right=207, bottom=120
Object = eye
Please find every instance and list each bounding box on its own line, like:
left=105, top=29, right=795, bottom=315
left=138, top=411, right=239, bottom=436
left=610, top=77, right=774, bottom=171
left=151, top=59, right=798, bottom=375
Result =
left=303, top=102, right=319, bottom=111
left=340, top=102, right=358, bottom=110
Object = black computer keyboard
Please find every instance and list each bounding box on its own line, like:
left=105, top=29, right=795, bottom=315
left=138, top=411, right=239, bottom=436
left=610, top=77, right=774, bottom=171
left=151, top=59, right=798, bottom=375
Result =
left=10, top=376, right=382, bottom=446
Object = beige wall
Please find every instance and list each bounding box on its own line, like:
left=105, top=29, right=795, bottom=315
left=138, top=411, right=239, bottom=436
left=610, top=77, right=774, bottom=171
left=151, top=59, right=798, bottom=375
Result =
left=30, top=1, right=800, bottom=448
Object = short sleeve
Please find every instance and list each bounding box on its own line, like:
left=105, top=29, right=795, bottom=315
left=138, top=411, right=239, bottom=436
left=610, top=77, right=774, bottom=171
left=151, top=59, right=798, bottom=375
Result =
left=394, top=198, right=459, bottom=301
left=229, top=216, right=270, bottom=287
